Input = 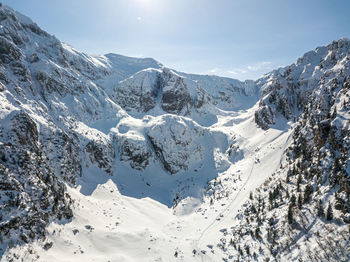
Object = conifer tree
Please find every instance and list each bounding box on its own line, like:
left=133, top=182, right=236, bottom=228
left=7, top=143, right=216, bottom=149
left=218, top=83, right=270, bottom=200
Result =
left=297, top=194, right=302, bottom=209
left=297, top=174, right=302, bottom=192
left=288, top=204, right=294, bottom=224
left=326, top=202, right=333, bottom=221
left=317, top=199, right=325, bottom=218
left=303, top=184, right=313, bottom=203
left=290, top=194, right=296, bottom=207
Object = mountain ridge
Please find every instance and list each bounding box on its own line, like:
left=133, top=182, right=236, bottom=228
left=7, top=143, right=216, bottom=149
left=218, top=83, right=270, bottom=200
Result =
left=0, top=4, right=349, bottom=261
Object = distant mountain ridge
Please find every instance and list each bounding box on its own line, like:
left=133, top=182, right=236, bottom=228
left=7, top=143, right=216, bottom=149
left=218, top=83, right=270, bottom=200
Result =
left=0, top=3, right=349, bottom=261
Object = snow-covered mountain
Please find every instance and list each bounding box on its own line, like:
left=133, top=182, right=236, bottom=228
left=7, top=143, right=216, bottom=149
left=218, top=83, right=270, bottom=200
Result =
left=216, top=39, right=350, bottom=261
left=0, top=4, right=349, bottom=261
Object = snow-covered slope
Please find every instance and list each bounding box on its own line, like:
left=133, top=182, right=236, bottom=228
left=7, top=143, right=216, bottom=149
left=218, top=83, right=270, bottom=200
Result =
left=0, top=4, right=349, bottom=262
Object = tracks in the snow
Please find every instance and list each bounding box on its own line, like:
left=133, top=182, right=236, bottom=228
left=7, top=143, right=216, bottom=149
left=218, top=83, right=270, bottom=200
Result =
left=193, top=155, right=256, bottom=261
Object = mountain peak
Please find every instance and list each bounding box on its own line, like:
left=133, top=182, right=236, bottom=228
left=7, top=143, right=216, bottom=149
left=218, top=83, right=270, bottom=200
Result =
left=1, top=4, right=349, bottom=262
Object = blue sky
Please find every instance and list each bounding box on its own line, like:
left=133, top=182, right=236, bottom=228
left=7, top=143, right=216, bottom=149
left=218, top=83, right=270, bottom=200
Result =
left=3, top=0, right=350, bottom=80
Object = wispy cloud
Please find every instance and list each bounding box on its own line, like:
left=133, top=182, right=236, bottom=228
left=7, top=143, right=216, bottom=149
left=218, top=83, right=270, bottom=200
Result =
left=246, top=61, right=272, bottom=71
left=227, top=70, right=238, bottom=75
left=206, top=61, right=273, bottom=79
left=227, top=68, right=248, bottom=75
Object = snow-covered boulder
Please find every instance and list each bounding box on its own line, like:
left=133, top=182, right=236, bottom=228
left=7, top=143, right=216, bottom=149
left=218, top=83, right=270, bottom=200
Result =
left=226, top=143, right=244, bottom=163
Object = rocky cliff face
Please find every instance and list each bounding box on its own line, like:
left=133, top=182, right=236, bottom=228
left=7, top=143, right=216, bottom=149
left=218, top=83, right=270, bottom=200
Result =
left=113, top=114, right=211, bottom=174
left=111, top=67, right=210, bottom=115
left=111, top=68, right=162, bottom=113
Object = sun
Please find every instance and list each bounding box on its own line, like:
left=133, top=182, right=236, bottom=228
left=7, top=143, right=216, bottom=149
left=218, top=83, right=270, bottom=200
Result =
left=133, top=0, right=164, bottom=13
left=134, top=0, right=153, bottom=5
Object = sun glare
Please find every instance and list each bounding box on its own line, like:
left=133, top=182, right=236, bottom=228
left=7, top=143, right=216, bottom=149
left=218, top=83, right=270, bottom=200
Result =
left=133, top=0, right=163, bottom=10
